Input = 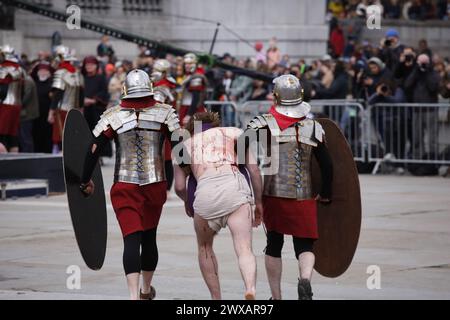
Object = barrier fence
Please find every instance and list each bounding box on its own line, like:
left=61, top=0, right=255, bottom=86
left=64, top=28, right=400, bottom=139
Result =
left=202, top=99, right=450, bottom=168
left=368, top=103, right=450, bottom=165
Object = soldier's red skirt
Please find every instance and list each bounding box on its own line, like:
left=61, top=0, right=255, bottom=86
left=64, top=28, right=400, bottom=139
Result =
left=0, top=104, right=21, bottom=136
left=178, top=105, right=206, bottom=126
left=52, top=110, right=68, bottom=144
left=110, top=181, right=167, bottom=237
left=263, top=196, right=318, bottom=239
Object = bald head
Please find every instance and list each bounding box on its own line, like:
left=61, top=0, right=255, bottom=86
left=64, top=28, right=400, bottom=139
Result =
left=417, top=54, right=430, bottom=65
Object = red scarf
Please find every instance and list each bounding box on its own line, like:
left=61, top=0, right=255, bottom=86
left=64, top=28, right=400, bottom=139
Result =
left=154, top=78, right=176, bottom=89
left=120, top=96, right=156, bottom=109
left=58, top=61, right=76, bottom=73
left=0, top=61, right=20, bottom=68
left=0, top=61, right=21, bottom=84
left=269, top=105, right=305, bottom=131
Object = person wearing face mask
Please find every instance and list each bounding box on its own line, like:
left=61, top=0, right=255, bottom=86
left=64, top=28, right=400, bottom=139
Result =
left=404, top=54, right=441, bottom=161
left=31, top=62, right=54, bottom=153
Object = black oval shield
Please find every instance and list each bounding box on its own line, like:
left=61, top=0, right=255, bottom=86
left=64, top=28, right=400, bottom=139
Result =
left=63, top=109, right=107, bottom=270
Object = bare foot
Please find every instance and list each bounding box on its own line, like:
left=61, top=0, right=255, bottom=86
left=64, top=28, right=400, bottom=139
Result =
left=245, top=292, right=255, bottom=300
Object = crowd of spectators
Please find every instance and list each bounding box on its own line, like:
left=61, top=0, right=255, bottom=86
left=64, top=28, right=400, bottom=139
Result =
left=2, top=24, right=450, bottom=175
left=327, top=0, right=450, bottom=20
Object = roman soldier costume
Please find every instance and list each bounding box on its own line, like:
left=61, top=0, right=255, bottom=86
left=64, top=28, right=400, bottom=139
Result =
left=245, top=75, right=333, bottom=299
left=80, top=69, right=181, bottom=299
left=151, top=59, right=178, bottom=192
left=49, top=45, right=83, bottom=148
left=0, top=44, right=26, bottom=151
left=152, top=59, right=177, bottom=105
left=178, top=53, right=208, bottom=125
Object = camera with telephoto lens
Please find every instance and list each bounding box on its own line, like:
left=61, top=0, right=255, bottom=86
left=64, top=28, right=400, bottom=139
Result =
left=380, top=84, right=389, bottom=93
left=405, top=54, right=414, bottom=63
left=419, top=63, right=428, bottom=71
left=384, top=39, right=392, bottom=47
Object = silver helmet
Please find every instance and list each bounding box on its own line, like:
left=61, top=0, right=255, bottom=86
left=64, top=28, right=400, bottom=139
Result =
left=0, top=44, right=18, bottom=63
left=54, top=45, right=77, bottom=62
left=121, top=69, right=153, bottom=100
left=183, top=53, right=197, bottom=73
left=151, top=59, right=171, bottom=82
left=273, top=75, right=310, bottom=118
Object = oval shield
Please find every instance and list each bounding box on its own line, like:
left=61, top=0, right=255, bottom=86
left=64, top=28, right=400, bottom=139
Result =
left=63, top=109, right=107, bottom=270
left=312, top=118, right=361, bottom=278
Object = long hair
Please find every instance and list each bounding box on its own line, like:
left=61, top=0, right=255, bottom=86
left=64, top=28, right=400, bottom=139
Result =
left=185, top=111, right=221, bottom=134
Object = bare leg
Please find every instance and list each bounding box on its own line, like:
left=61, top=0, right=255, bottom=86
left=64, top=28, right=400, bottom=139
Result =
left=126, top=273, right=140, bottom=300
left=265, top=256, right=282, bottom=299
left=194, top=214, right=221, bottom=300
left=298, top=252, right=315, bottom=281
left=227, top=203, right=257, bottom=299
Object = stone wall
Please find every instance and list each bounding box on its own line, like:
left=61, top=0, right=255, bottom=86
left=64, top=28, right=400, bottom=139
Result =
left=9, top=0, right=328, bottom=60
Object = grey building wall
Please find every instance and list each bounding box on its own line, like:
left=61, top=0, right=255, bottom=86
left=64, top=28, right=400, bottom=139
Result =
left=7, top=0, right=328, bottom=60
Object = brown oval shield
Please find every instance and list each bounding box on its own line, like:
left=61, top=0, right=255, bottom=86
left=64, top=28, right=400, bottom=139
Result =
left=312, top=118, right=361, bottom=278
left=63, top=109, right=107, bottom=270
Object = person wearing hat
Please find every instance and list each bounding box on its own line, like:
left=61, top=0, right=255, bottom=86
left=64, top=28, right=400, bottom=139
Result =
left=80, top=69, right=181, bottom=299
left=243, top=75, right=333, bottom=300
left=31, top=61, right=54, bottom=153
left=379, top=28, right=405, bottom=71
left=363, top=57, right=393, bottom=97
left=48, top=45, right=83, bottom=152
left=254, top=41, right=266, bottom=64
left=0, top=44, right=27, bottom=152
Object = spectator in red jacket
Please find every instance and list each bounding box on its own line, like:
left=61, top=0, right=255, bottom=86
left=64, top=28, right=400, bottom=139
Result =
left=330, top=24, right=345, bottom=58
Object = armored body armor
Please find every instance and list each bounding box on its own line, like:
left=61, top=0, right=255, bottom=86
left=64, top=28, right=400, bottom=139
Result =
left=181, top=74, right=205, bottom=105
left=0, top=65, right=25, bottom=106
left=52, top=68, right=83, bottom=111
left=93, top=103, right=180, bottom=185
left=248, top=114, right=324, bottom=200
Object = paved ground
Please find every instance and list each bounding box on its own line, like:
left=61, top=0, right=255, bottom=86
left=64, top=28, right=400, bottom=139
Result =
left=1, top=163, right=450, bottom=300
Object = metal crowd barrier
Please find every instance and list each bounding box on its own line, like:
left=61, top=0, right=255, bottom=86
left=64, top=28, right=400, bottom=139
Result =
left=238, top=100, right=272, bottom=128
left=309, top=100, right=366, bottom=161
left=368, top=103, right=450, bottom=165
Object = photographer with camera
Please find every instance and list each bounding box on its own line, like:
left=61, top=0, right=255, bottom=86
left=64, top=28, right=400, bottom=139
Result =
left=394, top=47, right=417, bottom=96
left=356, top=57, right=392, bottom=99
left=379, top=29, right=405, bottom=71
left=368, top=79, right=407, bottom=158
left=404, top=54, right=441, bottom=161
